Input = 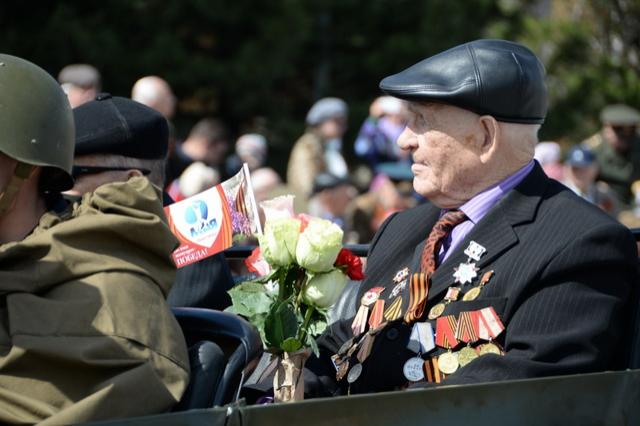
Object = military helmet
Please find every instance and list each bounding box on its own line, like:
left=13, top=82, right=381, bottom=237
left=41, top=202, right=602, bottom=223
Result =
left=0, top=54, right=74, bottom=190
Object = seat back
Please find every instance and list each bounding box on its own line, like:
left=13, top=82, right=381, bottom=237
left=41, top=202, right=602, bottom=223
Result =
left=172, top=307, right=263, bottom=407
left=173, top=341, right=226, bottom=411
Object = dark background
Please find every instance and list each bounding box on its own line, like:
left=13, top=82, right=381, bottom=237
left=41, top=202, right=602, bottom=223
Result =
left=2, top=0, right=639, bottom=175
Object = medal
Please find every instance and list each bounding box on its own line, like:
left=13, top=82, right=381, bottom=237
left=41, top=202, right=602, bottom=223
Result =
left=356, top=334, right=375, bottom=363
left=478, top=342, right=502, bottom=356
left=347, top=363, right=363, bottom=383
left=437, top=351, right=459, bottom=375
left=463, top=241, right=486, bottom=262
left=407, top=322, right=435, bottom=354
left=462, top=286, right=481, bottom=301
left=393, top=267, right=409, bottom=283
left=336, top=360, right=350, bottom=381
left=390, top=280, right=407, bottom=298
left=428, top=302, right=446, bottom=320
left=444, top=286, right=461, bottom=301
left=403, top=357, right=425, bottom=382
left=455, top=311, right=479, bottom=343
left=435, top=315, right=459, bottom=349
left=384, top=297, right=403, bottom=321
left=477, top=307, right=505, bottom=340
left=462, top=270, right=494, bottom=301
left=458, top=346, right=479, bottom=367
left=368, top=298, right=385, bottom=329
left=351, top=287, right=384, bottom=335
left=338, top=337, right=355, bottom=356
left=453, top=262, right=479, bottom=285
left=404, top=272, right=429, bottom=324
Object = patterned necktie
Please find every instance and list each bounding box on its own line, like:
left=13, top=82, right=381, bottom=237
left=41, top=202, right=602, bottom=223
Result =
left=405, top=209, right=467, bottom=323
left=421, top=209, right=468, bottom=274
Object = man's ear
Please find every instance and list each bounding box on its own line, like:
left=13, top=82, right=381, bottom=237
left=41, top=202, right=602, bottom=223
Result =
left=478, top=115, right=500, bottom=162
left=127, top=169, right=143, bottom=179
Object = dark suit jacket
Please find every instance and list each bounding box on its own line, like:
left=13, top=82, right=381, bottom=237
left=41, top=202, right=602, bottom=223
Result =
left=306, top=163, right=638, bottom=396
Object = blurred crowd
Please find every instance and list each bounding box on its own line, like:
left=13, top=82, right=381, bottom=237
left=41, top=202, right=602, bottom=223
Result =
left=58, top=63, right=640, bottom=243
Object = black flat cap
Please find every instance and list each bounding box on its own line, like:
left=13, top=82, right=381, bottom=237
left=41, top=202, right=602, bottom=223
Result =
left=380, top=39, right=547, bottom=124
left=74, top=93, right=168, bottom=159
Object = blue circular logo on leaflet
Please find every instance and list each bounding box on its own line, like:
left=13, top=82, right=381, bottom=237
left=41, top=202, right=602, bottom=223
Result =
left=184, top=200, right=208, bottom=225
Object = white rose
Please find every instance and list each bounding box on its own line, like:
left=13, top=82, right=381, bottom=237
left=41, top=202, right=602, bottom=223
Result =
left=258, top=218, right=301, bottom=266
left=295, top=218, right=343, bottom=273
left=303, top=269, right=349, bottom=308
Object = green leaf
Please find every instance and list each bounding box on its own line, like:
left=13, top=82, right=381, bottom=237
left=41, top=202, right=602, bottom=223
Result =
left=264, top=301, right=299, bottom=349
left=307, top=319, right=327, bottom=337
left=307, top=334, right=320, bottom=358
left=228, top=282, right=273, bottom=317
left=281, top=337, right=303, bottom=353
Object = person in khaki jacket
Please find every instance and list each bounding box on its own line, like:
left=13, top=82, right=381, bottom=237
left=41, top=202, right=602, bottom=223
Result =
left=0, top=54, right=189, bottom=424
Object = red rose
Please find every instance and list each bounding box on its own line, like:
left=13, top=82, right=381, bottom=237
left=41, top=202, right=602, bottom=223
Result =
left=334, top=248, right=365, bottom=281
left=245, top=247, right=271, bottom=276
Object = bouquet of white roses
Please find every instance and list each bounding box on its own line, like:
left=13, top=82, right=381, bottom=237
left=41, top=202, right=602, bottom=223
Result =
left=227, top=195, right=364, bottom=402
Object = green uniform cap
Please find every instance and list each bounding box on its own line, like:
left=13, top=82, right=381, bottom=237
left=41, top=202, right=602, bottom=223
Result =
left=600, top=104, right=640, bottom=126
left=0, top=54, right=75, bottom=191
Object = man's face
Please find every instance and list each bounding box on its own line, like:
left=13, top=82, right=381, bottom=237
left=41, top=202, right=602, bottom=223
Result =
left=318, top=115, right=348, bottom=140
left=397, top=103, right=485, bottom=208
left=603, top=123, right=637, bottom=153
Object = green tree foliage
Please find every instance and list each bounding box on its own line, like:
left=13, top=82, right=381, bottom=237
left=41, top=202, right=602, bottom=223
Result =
left=0, top=1, right=637, bottom=169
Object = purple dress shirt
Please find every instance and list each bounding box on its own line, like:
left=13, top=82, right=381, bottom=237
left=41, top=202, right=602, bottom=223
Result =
left=439, top=160, right=535, bottom=264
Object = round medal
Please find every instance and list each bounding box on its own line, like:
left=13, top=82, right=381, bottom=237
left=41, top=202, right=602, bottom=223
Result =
left=458, top=346, right=479, bottom=367
left=402, top=357, right=425, bottom=382
left=479, top=342, right=502, bottom=356
left=347, top=363, right=363, bottom=383
left=437, top=352, right=460, bottom=375
left=462, top=286, right=481, bottom=301
left=428, top=303, right=446, bottom=320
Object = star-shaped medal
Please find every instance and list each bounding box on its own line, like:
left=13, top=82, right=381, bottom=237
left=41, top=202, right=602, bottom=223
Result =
left=390, top=280, right=407, bottom=298
left=453, top=262, right=479, bottom=285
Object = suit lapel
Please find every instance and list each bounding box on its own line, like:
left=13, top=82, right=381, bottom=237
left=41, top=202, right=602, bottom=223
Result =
left=427, top=163, right=550, bottom=301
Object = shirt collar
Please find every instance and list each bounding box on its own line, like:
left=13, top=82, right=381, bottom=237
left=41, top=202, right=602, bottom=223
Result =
left=455, top=160, right=535, bottom=224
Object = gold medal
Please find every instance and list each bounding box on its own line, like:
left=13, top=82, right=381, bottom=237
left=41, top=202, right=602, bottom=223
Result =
left=458, top=346, right=479, bottom=367
left=479, top=342, right=502, bottom=356
left=462, top=286, right=481, bottom=301
left=428, top=302, right=446, bottom=320
left=437, top=351, right=459, bottom=375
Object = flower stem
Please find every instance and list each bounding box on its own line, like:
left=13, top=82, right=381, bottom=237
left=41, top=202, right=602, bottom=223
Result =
left=298, top=305, right=315, bottom=343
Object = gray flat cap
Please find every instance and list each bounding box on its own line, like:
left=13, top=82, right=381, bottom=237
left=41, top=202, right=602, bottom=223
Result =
left=306, top=97, right=348, bottom=126
left=379, top=39, right=547, bottom=124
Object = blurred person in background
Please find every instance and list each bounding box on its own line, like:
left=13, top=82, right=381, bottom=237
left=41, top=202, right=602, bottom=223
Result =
left=287, top=97, right=349, bottom=198
left=57, top=63, right=102, bottom=108
left=308, top=172, right=357, bottom=232
left=354, top=96, right=408, bottom=167
left=131, top=75, right=184, bottom=186
left=534, top=141, right=564, bottom=181
left=226, top=133, right=268, bottom=176
left=180, top=118, right=229, bottom=170
left=131, top=75, right=176, bottom=120
left=167, top=161, right=220, bottom=202
left=583, top=104, right=640, bottom=206
left=562, top=145, right=618, bottom=216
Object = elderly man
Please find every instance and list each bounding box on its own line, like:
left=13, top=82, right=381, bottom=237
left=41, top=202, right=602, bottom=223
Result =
left=0, top=55, right=188, bottom=423
left=305, top=39, right=637, bottom=396
left=58, top=63, right=102, bottom=108
left=68, top=94, right=235, bottom=312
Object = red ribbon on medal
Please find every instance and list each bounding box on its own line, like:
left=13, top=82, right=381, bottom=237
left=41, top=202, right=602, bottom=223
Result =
left=476, top=307, right=505, bottom=340
left=368, top=299, right=385, bottom=329
left=435, top=315, right=459, bottom=349
left=351, top=287, right=384, bottom=335
left=455, top=311, right=478, bottom=343
left=404, top=273, right=428, bottom=324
